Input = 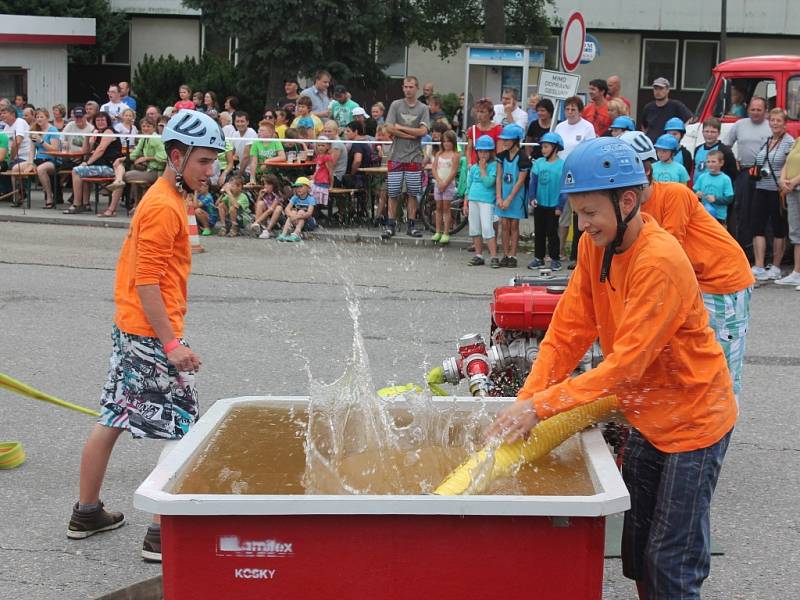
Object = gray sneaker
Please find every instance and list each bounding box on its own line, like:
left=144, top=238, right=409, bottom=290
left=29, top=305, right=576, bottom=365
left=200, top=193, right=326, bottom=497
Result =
left=67, top=501, right=125, bottom=539
left=142, top=526, right=162, bottom=562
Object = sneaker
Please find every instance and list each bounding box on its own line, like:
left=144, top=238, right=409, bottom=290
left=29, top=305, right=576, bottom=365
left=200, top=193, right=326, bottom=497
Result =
left=227, top=226, right=239, bottom=237
left=407, top=227, right=423, bottom=238
left=201, top=228, right=213, bottom=236
left=752, top=266, right=769, bottom=281
left=467, top=255, right=485, bottom=266
left=286, top=233, right=301, bottom=242
left=381, top=226, right=395, bottom=240
left=551, top=259, right=562, bottom=271
left=213, top=224, right=226, bottom=236
left=142, top=526, right=162, bottom=562
left=567, top=260, right=577, bottom=270
left=277, top=233, right=288, bottom=242
left=431, top=232, right=442, bottom=242
left=527, top=258, right=545, bottom=269
left=505, top=257, right=518, bottom=268
left=249, top=223, right=263, bottom=234
left=67, top=501, right=125, bottom=539
left=499, top=256, right=510, bottom=267
left=439, top=233, right=450, bottom=245
left=766, top=264, right=782, bottom=280
left=259, top=229, right=272, bottom=239
left=490, top=257, right=501, bottom=268
left=775, top=271, right=800, bottom=285
left=750, top=265, right=763, bottom=276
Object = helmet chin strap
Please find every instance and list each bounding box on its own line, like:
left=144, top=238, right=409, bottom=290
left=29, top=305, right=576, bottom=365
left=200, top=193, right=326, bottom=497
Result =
left=600, top=189, right=640, bottom=284
left=168, top=146, right=195, bottom=194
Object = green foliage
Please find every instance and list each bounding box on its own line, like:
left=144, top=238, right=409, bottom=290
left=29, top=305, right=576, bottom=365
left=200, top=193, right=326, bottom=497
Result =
left=132, top=53, right=264, bottom=118
left=0, top=0, right=128, bottom=64
left=440, top=93, right=460, bottom=119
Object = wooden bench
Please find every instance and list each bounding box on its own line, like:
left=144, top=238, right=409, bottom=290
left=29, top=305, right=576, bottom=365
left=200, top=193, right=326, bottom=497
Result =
left=0, top=170, right=38, bottom=208
left=81, top=177, right=115, bottom=215
left=328, top=187, right=366, bottom=225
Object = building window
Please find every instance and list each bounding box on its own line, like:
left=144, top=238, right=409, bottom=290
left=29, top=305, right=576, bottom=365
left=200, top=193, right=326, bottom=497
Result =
left=103, top=24, right=131, bottom=65
left=377, top=43, right=407, bottom=79
left=641, top=39, right=678, bottom=89
left=546, top=36, right=559, bottom=71
left=683, top=41, right=718, bottom=91
left=0, top=69, right=26, bottom=100
left=202, top=25, right=236, bottom=63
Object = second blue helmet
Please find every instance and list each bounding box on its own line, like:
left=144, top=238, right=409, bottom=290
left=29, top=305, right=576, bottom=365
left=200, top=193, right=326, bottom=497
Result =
left=475, top=134, right=496, bottom=151
left=498, top=124, right=525, bottom=140
left=540, top=132, right=564, bottom=150
left=654, top=134, right=680, bottom=152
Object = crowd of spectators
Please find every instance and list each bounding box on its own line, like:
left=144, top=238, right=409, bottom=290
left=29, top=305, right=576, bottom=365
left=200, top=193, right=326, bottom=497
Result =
left=1, top=71, right=799, bottom=285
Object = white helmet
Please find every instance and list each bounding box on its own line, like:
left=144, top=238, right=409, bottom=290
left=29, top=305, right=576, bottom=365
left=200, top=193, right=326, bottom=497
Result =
left=620, top=130, right=657, bottom=162
left=162, top=110, right=226, bottom=152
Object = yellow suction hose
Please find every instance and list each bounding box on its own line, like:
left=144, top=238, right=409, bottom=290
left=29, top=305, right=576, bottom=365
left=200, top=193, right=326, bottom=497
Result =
left=0, top=372, right=101, bottom=469
left=434, top=395, right=617, bottom=495
left=376, top=367, right=450, bottom=399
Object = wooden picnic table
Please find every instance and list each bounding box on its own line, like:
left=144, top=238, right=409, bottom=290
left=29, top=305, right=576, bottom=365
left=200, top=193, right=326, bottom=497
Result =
left=359, top=166, right=388, bottom=221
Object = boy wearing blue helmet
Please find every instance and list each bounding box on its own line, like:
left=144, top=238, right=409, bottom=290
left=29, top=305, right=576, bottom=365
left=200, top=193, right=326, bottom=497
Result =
left=495, top=123, right=530, bottom=268
left=464, top=135, right=499, bottom=267
left=609, top=116, right=636, bottom=137
left=68, top=110, right=225, bottom=562
left=489, top=137, right=736, bottom=600
left=527, top=132, right=566, bottom=269
left=652, top=134, right=690, bottom=184
left=664, top=117, right=694, bottom=176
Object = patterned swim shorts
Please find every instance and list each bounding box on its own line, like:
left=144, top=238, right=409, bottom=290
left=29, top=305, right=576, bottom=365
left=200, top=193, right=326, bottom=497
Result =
left=98, top=326, right=198, bottom=440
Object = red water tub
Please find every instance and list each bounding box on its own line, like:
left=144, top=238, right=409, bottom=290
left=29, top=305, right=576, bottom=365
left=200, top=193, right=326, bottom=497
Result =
left=134, top=396, right=629, bottom=599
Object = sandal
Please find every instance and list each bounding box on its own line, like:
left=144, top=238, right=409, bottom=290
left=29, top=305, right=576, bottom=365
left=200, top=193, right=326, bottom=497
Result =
left=97, top=209, right=116, bottom=218
left=63, top=205, right=84, bottom=214
left=43, top=202, right=55, bottom=209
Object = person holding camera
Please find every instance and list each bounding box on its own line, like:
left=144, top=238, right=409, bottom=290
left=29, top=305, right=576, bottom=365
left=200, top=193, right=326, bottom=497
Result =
left=751, top=108, right=794, bottom=281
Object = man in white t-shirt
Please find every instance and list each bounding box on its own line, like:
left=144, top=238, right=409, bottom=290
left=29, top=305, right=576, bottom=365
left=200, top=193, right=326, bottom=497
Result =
left=554, top=95, right=597, bottom=266
left=100, top=84, right=126, bottom=124
left=62, top=107, right=95, bottom=153
left=1, top=104, right=32, bottom=162
left=493, top=88, right=528, bottom=129
left=229, top=111, right=257, bottom=176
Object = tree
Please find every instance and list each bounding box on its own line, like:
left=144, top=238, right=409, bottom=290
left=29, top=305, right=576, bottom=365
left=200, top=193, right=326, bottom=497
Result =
left=0, top=0, right=128, bottom=65
left=183, top=0, right=553, bottom=103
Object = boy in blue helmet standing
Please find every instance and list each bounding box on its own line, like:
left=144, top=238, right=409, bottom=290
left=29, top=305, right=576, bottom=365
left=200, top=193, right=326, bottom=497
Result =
left=652, top=134, right=690, bottom=184
left=495, top=123, right=530, bottom=268
left=67, top=110, right=225, bottom=562
left=527, top=132, right=566, bottom=269
left=488, top=137, right=736, bottom=600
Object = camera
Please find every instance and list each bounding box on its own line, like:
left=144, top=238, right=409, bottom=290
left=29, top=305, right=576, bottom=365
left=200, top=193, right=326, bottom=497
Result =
left=760, top=166, right=771, bottom=178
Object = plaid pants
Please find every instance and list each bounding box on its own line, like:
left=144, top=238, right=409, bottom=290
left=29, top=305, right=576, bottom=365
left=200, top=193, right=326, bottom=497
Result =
left=703, top=287, right=752, bottom=404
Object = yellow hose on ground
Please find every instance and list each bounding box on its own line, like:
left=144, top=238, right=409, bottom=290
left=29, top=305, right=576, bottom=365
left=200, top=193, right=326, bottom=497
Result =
left=0, top=372, right=101, bottom=470
left=434, top=395, right=618, bottom=495
left=376, top=367, right=451, bottom=399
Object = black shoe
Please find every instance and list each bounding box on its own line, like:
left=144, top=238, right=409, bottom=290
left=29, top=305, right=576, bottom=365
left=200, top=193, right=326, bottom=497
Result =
left=67, top=501, right=125, bottom=539
left=467, top=255, right=485, bottom=266
left=490, top=257, right=501, bottom=269
left=142, top=526, right=162, bottom=562
left=505, top=257, right=517, bottom=268
left=407, top=227, right=422, bottom=238
left=499, top=256, right=510, bottom=267
left=380, top=226, right=395, bottom=240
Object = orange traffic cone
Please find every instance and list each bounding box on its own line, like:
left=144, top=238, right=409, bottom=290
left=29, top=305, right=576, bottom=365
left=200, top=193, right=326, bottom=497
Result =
left=188, top=205, right=205, bottom=254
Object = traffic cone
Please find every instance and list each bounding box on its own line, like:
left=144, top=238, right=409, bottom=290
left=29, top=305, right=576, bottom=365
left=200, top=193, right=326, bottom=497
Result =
left=187, top=205, right=205, bottom=254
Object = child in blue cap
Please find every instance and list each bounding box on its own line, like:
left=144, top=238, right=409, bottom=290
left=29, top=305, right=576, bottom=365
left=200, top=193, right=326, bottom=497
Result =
left=495, top=124, right=531, bottom=268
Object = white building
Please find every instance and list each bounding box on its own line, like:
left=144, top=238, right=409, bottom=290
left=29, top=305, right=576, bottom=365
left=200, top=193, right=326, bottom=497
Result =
left=0, top=15, right=95, bottom=109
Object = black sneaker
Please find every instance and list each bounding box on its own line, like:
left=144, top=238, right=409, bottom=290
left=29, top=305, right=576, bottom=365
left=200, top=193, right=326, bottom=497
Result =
left=490, top=257, right=501, bottom=269
left=407, top=227, right=423, bottom=238
left=380, top=226, right=395, bottom=240
left=467, top=255, right=485, bottom=266
left=67, top=501, right=125, bottom=539
left=142, top=526, right=162, bottom=562
left=505, top=257, right=518, bottom=268
left=499, top=256, right=510, bottom=267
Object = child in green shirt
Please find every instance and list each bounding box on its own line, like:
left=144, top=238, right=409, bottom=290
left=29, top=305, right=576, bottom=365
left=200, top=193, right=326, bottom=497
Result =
left=216, top=176, right=253, bottom=236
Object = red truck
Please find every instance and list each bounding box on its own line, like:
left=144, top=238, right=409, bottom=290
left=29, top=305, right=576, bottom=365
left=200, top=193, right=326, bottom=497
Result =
left=683, top=55, right=800, bottom=153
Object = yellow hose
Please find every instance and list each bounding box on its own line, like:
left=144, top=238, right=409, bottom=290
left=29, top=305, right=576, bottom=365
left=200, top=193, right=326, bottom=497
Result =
left=434, top=395, right=617, bottom=495
left=0, top=442, right=26, bottom=470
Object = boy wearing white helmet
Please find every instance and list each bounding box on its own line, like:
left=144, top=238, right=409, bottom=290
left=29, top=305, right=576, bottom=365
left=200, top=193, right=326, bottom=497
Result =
left=488, top=137, right=736, bottom=600
left=67, top=110, right=225, bottom=562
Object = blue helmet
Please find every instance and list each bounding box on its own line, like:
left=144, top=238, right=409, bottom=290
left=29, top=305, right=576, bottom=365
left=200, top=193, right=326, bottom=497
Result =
left=498, top=123, right=525, bottom=140
left=540, top=132, right=564, bottom=150
left=610, top=116, right=636, bottom=131
left=620, top=130, right=658, bottom=162
left=475, top=134, right=496, bottom=151
left=562, top=137, right=648, bottom=194
left=663, top=117, right=686, bottom=133
left=162, top=109, right=226, bottom=152
left=654, top=134, right=680, bottom=152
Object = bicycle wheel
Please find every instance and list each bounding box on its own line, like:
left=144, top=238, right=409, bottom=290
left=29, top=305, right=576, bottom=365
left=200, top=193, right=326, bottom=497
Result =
left=421, top=191, right=468, bottom=235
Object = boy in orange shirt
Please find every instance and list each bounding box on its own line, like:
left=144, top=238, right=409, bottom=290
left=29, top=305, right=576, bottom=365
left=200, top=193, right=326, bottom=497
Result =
left=489, top=138, right=736, bottom=600
left=621, top=131, right=754, bottom=402
left=67, top=110, right=226, bottom=562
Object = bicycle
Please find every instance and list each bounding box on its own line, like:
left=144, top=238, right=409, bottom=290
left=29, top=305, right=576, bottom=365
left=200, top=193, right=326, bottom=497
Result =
left=418, top=177, right=468, bottom=234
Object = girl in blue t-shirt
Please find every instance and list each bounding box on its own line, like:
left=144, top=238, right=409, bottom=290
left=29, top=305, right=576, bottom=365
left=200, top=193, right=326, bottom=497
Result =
left=464, top=135, right=499, bottom=267
left=495, top=124, right=530, bottom=269
left=652, top=134, right=690, bottom=184
left=528, top=132, right=566, bottom=270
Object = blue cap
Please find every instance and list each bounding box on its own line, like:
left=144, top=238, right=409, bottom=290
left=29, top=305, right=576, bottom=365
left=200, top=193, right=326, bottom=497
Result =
left=663, top=117, right=686, bottom=133
left=498, top=123, right=525, bottom=140
left=540, top=132, right=564, bottom=150
left=561, top=137, right=648, bottom=194
left=654, top=134, right=679, bottom=152
left=475, top=135, right=495, bottom=151
left=610, top=116, right=636, bottom=131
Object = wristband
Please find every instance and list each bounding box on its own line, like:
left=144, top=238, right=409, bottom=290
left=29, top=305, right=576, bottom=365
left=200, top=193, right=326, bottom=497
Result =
left=163, top=339, right=181, bottom=353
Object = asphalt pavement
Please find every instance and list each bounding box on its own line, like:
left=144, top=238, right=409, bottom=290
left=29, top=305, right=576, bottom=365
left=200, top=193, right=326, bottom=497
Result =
left=0, top=220, right=798, bottom=599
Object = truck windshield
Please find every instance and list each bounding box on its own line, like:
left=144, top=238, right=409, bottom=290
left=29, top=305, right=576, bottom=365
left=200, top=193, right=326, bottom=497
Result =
left=702, top=76, right=776, bottom=120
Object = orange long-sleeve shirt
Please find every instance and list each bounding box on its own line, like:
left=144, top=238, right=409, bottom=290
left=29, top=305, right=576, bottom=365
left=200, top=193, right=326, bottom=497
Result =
left=641, top=182, right=754, bottom=295
left=114, top=177, right=191, bottom=338
left=518, top=213, right=736, bottom=453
